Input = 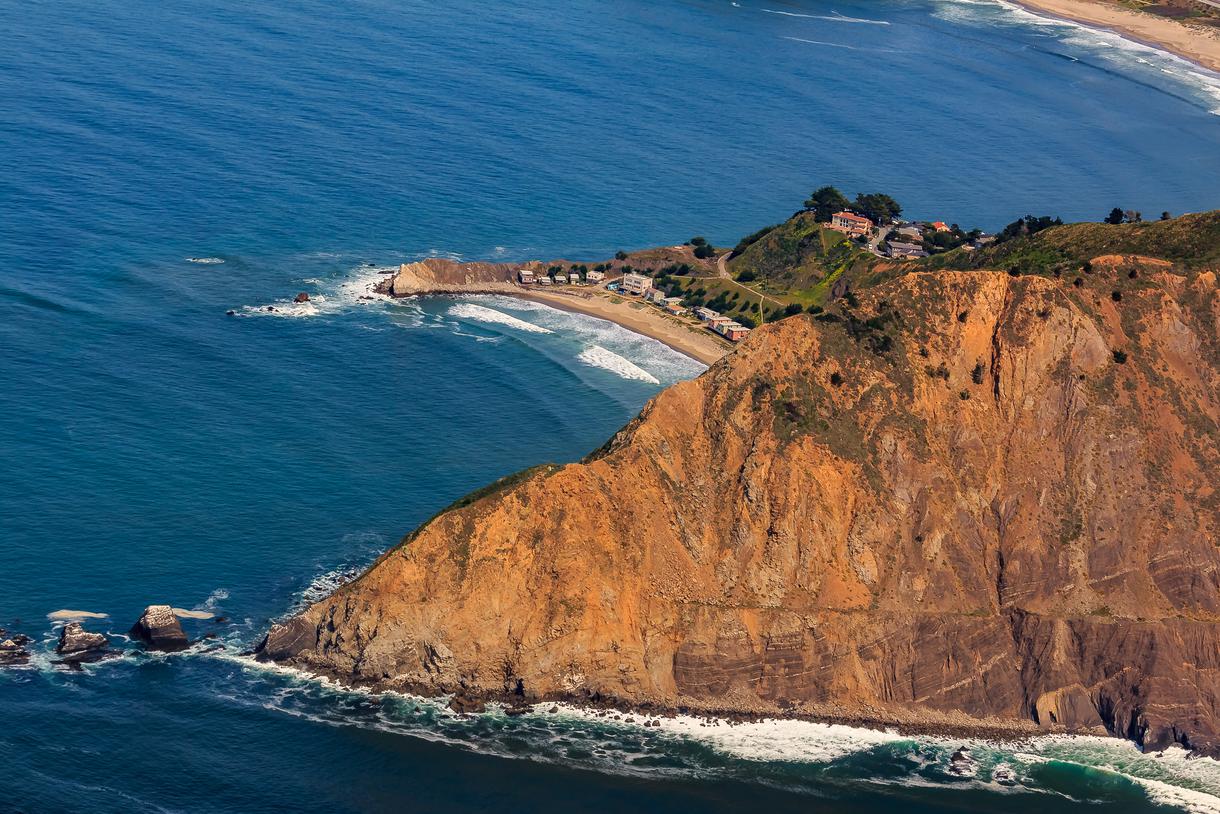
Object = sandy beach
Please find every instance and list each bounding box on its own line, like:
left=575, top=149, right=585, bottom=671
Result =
left=1009, top=0, right=1220, bottom=72
left=512, top=287, right=733, bottom=366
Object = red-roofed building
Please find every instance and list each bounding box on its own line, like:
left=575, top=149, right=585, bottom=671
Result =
left=931, top=221, right=950, bottom=233
left=829, top=211, right=873, bottom=237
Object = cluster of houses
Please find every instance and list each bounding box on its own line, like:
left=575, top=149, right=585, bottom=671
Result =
left=825, top=211, right=994, bottom=260
left=517, top=268, right=606, bottom=286
left=622, top=272, right=751, bottom=342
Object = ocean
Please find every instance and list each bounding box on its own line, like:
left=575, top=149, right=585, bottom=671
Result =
left=2, top=0, right=1219, bottom=811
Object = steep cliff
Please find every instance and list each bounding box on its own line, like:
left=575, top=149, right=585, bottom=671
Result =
left=264, top=255, right=1220, bottom=753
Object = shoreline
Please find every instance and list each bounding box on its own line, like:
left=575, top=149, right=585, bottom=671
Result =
left=383, top=279, right=733, bottom=367
left=1004, top=0, right=1220, bottom=74
left=507, top=287, right=732, bottom=367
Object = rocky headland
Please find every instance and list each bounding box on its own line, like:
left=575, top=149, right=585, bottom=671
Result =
left=262, top=214, right=1220, bottom=754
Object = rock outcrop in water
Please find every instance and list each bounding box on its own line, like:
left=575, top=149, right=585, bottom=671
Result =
left=263, top=250, right=1220, bottom=754
left=130, top=605, right=189, bottom=652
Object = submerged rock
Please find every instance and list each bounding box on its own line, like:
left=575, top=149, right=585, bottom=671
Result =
left=129, top=605, right=189, bottom=652
left=294, top=292, right=310, bottom=303
left=56, top=621, right=108, bottom=656
left=448, top=693, right=485, bottom=715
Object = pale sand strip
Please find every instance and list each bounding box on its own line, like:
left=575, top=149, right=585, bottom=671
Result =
left=1009, top=0, right=1220, bottom=72
left=507, top=288, right=733, bottom=366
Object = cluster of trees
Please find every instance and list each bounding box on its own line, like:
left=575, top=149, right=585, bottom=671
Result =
left=803, top=186, right=902, bottom=225
left=689, top=236, right=716, bottom=259
left=996, top=214, right=1063, bottom=243
left=1103, top=208, right=1172, bottom=225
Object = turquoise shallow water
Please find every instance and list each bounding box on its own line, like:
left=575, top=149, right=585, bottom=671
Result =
left=3, top=0, right=1220, bottom=811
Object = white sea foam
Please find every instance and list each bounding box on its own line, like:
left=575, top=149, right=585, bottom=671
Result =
left=577, top=345, right=661, bottom=384
left=932, top=0, right=1220, bottom=114
left=466, top=295, right=705, bottom=385
left=233, top=264, right=398, bottom=319
left=447, top=303, right=553, bottom=334
left=46, top=609, right=109, bottom=620
left=172, top=608, right=213, bottom=620
left=185, top=257, right=224, bottom=264
left=763, top=8, right=890, bottom=24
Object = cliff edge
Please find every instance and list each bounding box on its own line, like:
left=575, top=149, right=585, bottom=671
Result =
left=264, top=261, right=1220, bottom=753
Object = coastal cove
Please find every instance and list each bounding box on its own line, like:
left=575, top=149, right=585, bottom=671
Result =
left=4, top=0, right=1220, bottom=811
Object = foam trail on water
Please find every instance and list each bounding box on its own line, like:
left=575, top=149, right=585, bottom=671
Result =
left=762, top=8, right=890, bottom=24
left=448, top=303, right=553, bottom=334
left=185, top=257, right=224, bottom=264
left=577, top=345, right=661, bottom=384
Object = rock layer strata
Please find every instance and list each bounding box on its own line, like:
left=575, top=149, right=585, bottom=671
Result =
left=264, top=267, right=1220, bottom=754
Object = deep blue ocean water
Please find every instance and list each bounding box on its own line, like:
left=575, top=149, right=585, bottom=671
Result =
left=3, top=0, right=1220, bottom=811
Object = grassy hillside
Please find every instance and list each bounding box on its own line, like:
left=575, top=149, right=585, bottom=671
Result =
left=727, top=211, right=872, bottom=295
left=926, top=211, right=1220, bottom=274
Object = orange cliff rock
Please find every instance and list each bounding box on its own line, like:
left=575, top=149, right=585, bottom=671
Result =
left=261, top=267, right=1220, bottom=754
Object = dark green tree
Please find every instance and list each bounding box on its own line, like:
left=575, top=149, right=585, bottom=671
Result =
left=853, top=193, right=902, bottom=224
left=803, top=186, right=850, bottom=222
left=1105, top=207, right=1125, bottom=225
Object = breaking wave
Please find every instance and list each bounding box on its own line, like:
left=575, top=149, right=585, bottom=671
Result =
left=447, top=303, right=554, bottom=334
left=577, top=345, right=660, bottom=384
left=930, top=0, right=1220, bottom=115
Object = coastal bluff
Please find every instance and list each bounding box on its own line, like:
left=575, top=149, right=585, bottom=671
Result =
left=378, top=258, right=520, bottom=297
left=263, top=262, right=1220, bottom=754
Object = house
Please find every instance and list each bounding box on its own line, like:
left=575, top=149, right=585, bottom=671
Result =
left=724, top=324, right=750, bottom=341
left=644, top=287, right=667, bottom=303
left=708, top=315, right=734, bottom=331
left=714, top=321, right=750, bottom=341
left=931, top=221, right=950, bottom=233
left=568, top=272, right=581, bottom=284
left=896, top=225, right=922, bottom=241
left=889, top=241, right=928, bottom=260
left=664, top=300, right=687, bottom=316
left=694, top=307, right=719, bottom=322
left=551, top=273, right=564, bottom=284
left=829, top=211, right=873, bottom=237
left=621, top=271, right=652, bottom=295
left=586, top=270, right=605, bottom=283
left=517, top=269, right=535, bottom=284
left=537, top=275, right=552, bottom=285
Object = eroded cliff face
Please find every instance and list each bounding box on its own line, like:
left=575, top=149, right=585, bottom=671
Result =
left=264, top=266, right=1220, bottom=753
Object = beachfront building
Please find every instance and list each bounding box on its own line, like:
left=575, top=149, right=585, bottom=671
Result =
left=621, top=271, right=652, bottom=295
left=663, top=298, right=687, bottom=316
left=518, top=269, right=535, bottom=284
left=644, top=287, right=667, bottom=303
left=694, top=307, right=719, bottom=322
left=829, top=211, right=873, bottom=237
left=568, top=272, right=581, bottom=284
left=707, top=315, right=733, bottom=331
left=586, top=270, right=605, bottom=283
left=537, top=275, right=552, bottom=285
left=931, top=221, right=950, bottom=233
left=723, top=324, right=750, bottom=341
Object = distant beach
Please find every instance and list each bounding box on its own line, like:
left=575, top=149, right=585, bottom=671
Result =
left=1008, top=0, right=1220, bottom=72
left=510, top=287, right=731, bottom=366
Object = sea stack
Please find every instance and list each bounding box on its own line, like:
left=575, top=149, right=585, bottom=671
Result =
left=129, top=605, right=189, bottom=652
left=56, top=622, right=108, bottom=656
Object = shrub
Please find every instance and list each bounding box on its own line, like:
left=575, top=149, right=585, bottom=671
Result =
left=959, top=391, right=970, bottom=400
left=784, top=303, right=803, bottom=317
left=615, top=250, right=628, bottom=261
left=736, top=270, right=757, bottom=282
left=806, top=304, right=822, bottom=314
left=1073, top=277, right=1084, bottom=288
left=1113, top=349, right=1128, bottom=364
left=971, top=362, right=985, bottom=384
left=693, top=243, right=715, bottom=259
left=1112, top=290, right=1122, bottom=302
left=957, top=311, right=969, bottom=323
left=830, top=371, right=844, bottom=386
